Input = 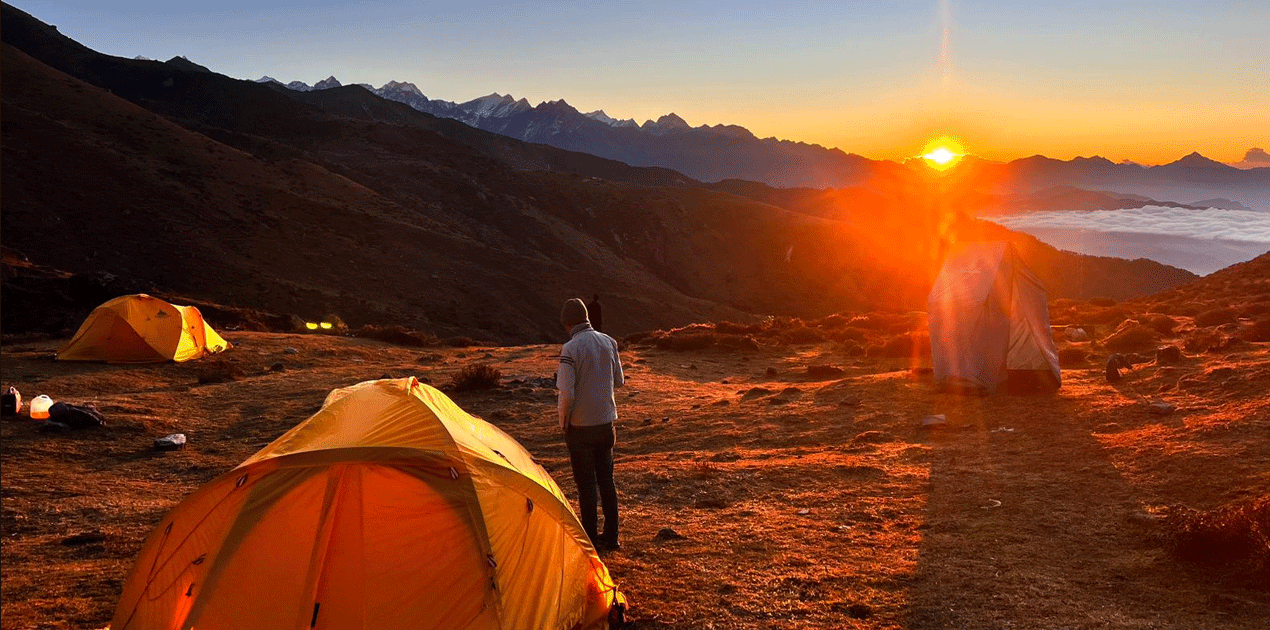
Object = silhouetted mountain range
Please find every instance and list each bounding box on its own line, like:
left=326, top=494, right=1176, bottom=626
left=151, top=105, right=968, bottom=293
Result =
left=271, top=76, right=1270, bottom=210
left=2, top=3, right=1200, bottom=342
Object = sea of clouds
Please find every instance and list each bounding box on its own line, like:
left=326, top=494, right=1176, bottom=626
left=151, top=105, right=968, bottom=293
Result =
left=989, top=206, right=1270, bottom=276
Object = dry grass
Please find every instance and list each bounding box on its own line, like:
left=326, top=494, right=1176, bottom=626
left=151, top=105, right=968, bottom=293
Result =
left=3, top=326, right=1269, bottom=630
left=1165, top=495, right=1270, bottom=578
left=449, top=363, right=502, bottom=391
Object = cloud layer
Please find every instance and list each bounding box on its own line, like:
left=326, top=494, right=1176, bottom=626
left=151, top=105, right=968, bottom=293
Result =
left=991, top=206, right=1270, bottom=244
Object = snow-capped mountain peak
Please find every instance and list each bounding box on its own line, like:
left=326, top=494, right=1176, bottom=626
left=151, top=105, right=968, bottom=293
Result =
left=380, top=80, right=424, bottom=97
left=313, top=76, right=342, bottom=90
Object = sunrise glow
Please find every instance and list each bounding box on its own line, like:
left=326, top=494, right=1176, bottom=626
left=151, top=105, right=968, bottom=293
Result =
left=920, top=136, right=965, bottom=171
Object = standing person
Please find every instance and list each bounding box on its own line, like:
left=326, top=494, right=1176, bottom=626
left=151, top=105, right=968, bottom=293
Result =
left=586, top=294, right=604, bottom=333
left=557, top=298, right=624, bottom=551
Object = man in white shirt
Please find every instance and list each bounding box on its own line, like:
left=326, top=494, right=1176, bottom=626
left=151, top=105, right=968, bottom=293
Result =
left=557, top=298, right=624, bottom=551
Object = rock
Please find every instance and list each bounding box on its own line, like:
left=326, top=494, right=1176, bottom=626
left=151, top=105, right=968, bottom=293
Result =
left=283, top=347, right=299, bottom=355
left=920, top=414, right=948, bottom=427
left=1155, top=345, right=1183, bottom=364
left=268, top=362, right=286, bottom=372
left=796, top=508, right=811, bottom=515
left=654, top=528, right=686, bottom=541
left=1105, top=353, right=1133, bottom=382
left=765, top=367, right=779, bottom=377
left=1064, top=327, right=1090, bottom=342
left=1148, top=402, right=1175, bottom=415
left=830, top=602, right=873, bottom=619
left=642, top=418, right=653, bottom=425
left=154, top=433, right=187, bottom=450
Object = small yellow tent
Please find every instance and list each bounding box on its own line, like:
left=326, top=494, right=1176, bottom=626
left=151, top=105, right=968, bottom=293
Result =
left=56, top=294, right=229, bottom=363
left=111, top=377, right=626, bottom=630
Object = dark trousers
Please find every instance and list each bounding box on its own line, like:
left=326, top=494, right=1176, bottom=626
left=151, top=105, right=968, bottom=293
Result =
left=566, top=422, right=618, bottom=545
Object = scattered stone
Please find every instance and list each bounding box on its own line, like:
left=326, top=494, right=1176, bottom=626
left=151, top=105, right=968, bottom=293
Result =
left=268, top=362, right=286, bottom=372
left=1105, top=353, right=1133, bottom=382
left=796, top=508, right=811, bottom=515
left=283, top=347, right=299, bottom=355
left=154, top=433, right=187, bottom=450
left=720, top=378, right=730, bottom=384
left=654, top=528, right=686, bottom=541
left=765, top=367, right=779, bottom=377
left=642, top=418, right=653, bottom=425
left=661, top=416, right=671, bottom=423
left=830, top=602, right=873, bottom=619
left=806, top=364, right=845, bottom=379
left=920, top=414, right=948, bottom=427
left=197, top=361, right=242, bottom=384
left=712, top=399, right=731, bottom=407
left=1148, top=402, right=1175, bottom=415
left=1064, top=327, right=1089, bottom=342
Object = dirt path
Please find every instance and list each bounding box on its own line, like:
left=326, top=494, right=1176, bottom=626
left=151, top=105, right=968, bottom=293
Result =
left=2, top=333, right=1266, bottom=629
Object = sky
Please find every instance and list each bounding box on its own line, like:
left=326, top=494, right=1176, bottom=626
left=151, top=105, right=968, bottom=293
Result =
left=13, top=1, right=1269, bottom=164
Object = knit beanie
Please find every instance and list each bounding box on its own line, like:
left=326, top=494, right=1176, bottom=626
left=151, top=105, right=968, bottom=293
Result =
left=560, top=298, right=589, bottom=327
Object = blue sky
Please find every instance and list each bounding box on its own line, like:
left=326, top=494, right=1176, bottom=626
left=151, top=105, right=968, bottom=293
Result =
left=13, top=1, right=1268, bottom=163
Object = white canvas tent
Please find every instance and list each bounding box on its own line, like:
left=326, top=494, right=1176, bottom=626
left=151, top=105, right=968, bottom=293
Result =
left=927, top=241, right=1061, bottom=392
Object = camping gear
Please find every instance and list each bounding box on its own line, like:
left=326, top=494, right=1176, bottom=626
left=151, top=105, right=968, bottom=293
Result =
left=927, top=241, right=1061, bottom=393
left=1, top=387, right=21, bottom=416
left=48, top=402, right=106, bottom=429
left=57, top=294, right=230, bottom=363
left=153, top=433, right=187, bottom=450
left=112, top=377, right=625, bottom=630
left=29, top=395, right=53, bottom=420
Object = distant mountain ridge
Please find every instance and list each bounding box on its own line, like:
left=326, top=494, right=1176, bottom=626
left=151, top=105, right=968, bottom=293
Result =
left=263, top=75, right=1270, bottom=209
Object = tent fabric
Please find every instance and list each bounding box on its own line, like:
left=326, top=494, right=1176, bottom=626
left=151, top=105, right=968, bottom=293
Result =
left=927, top=241, right=1061, bottom=392
left=56, top=294, right=229, bottom=363
left=112, top=377, right=625, bottom=630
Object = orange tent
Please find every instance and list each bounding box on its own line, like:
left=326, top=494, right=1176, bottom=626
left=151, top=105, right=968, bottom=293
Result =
left=57, top=294, right=229, bottom=363
left=111, top=377, right=625, bottom=630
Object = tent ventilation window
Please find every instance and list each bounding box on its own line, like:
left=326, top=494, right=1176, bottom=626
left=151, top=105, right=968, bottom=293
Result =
left=486, top=554, right=497, bottom=568
left=310, top=602, right=320, bottom=627
left=192, top=554, right=206, bottom=565
left=526, top=498, right=534, bottom=513
left=185, top=584, right=194, bottom=597
left=448, top=467, right=459, bottom=480
left=235, top=474, right=248, bottom=488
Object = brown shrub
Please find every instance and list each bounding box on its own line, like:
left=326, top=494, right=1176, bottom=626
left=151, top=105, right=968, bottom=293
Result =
left=654, top=332, right=718, bottom=351
left=1087, top=306, right=1129, bottom=326
left=715, top=321, right=763, bottom=335
left=1145, top=314, right=1178, bottom=336
left=623, top=331, right=654, bottom=345
left=1194, top=307, right=1238, bottom=327
left=1088, top=297, right=1117, bottom=307
left=1184, top=329, right=1224, bottom=353
left=1240, top=318, right=1270, bottom=342
left=1057, top=347, right=1088, bottom=367
left=1164, top=495, right=1270, bottom=579
left=444, top=336, right=478, bottom=347
left=450, top=363, right=501, bottom=391
left=868, top=333, right=931, bottom=358
left=806, top=364, right=846, bottom=379
left=1102, top=324, right=1159, bottom=351
left=827, top=327, right=870, bottom=343
left=780, top=325, right=826, bottom=345
left=717, top=335, right=761, bottom=352
left=354, top=325, right=440, bottom=347
left=1242, top=302, right=1270, bottom=317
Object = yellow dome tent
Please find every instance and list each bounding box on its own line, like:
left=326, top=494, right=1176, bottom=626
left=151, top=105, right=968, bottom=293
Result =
left=57, top=294, right=230, bottom=363
left=111, top=377, right=626, bottom=630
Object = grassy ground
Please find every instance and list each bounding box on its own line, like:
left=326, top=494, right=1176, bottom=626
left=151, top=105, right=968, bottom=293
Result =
left=2, top=329, right=1267, bottom=629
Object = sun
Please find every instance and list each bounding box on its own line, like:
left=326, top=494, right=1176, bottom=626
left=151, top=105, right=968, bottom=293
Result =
left=919, top=136, right=966, bottom=171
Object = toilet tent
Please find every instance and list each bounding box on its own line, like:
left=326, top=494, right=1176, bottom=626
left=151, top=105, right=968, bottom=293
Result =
left=927, top=241, right=1061, bottom=392
left=111, top=377, right=625, bottom=630
left=57, top=294, right=229, bottom=363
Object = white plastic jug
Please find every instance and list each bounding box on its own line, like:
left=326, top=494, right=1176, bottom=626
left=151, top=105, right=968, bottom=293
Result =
left=29, top=395, right=53, bottom=420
